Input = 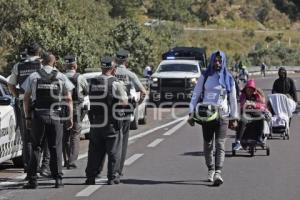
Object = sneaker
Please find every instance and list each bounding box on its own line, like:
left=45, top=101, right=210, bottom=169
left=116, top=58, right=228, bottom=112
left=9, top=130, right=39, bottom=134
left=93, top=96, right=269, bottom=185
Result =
left=233, top=141, right=242, bottom=151
left=207, top=170, right=215, bottom=182
left=67, top=163, right=77, bottom=170
left=213, top=171, right=224, bottom=186
left=107, top=176, right=120, bottom=185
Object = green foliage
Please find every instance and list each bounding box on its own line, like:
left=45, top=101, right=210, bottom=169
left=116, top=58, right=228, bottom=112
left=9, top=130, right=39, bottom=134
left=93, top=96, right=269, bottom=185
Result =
left=109, top=0, right=143, bottom=18
left=0, top=0, right=115, bottom=74
left=1, top=0, right=300, bottom=76
left=147, top=0, right=194, bottom=22
left=105, top=19, right=156, bottom=75
left=248, top=41, right=300, bottom=66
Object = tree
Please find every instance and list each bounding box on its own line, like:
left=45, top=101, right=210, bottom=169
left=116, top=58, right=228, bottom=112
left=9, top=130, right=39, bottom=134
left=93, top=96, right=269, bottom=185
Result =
left=106, top=19, right=155, bottom=75
left=109, top=0, right=143, bottom=18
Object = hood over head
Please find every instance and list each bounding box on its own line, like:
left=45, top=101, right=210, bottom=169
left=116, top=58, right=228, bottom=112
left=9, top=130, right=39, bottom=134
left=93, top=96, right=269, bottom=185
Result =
left=203, top=50, right=234, bottom=93
left=245, top=79, right=256, bottom=89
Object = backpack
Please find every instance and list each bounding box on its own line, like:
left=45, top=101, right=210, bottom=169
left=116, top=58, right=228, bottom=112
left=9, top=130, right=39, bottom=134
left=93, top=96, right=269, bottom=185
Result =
left=35, top=69, right=61, bottom=110
left=17, top=60, right=41, bottom=93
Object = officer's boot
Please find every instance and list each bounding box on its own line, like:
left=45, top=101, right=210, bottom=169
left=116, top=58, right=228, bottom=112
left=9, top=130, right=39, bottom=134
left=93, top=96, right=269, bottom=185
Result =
left=55, top=178, right=64, bottom=188
left=23, top=180, right=38, bottom=189
left=85, top=177, right=95, bottom=185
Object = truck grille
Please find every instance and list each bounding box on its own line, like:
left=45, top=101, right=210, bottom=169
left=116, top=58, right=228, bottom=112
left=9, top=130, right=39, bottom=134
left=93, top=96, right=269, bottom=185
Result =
left=161, top=78, right=186, bottom=88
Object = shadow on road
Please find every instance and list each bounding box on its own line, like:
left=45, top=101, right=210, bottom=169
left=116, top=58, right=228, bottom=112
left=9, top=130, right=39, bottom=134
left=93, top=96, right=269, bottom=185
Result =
left=121, top=178, right=221, bottom=187
left=182, top=151, right=268, bottom=158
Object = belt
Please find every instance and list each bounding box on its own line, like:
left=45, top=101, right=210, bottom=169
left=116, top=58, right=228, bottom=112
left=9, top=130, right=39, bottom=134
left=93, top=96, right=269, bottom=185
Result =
left=34, top=109, right=61, bottom=115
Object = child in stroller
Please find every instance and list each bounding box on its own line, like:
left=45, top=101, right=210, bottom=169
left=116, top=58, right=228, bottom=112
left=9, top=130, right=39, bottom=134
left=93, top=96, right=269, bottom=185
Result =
left=233, top=79, right=271, bottom=156
left=267, top=93, right=296, bottom=140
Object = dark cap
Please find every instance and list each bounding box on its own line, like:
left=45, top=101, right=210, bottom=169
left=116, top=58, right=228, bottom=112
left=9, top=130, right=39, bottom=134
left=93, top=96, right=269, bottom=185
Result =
left=116, top=49, right=129, bottom=60
left=27, top=42, right=41, bottom=54
left=101, top=56, right=115, bottom=68
left=64, top=55, right=77, bottom=64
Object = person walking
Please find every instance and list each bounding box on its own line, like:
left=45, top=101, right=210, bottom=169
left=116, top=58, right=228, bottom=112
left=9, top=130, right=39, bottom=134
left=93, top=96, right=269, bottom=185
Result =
left=188, top=50, right=239, bottom=186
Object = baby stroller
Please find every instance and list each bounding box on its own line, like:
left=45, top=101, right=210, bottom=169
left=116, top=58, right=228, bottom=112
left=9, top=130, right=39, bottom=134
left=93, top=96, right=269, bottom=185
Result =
left=267, top=94, right=296, bottom=140
left=232, top=109, right=271, bottom=157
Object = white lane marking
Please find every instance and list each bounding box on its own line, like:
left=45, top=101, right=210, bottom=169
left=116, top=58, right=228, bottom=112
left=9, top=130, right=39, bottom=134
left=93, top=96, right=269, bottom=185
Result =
left=75, top=116, right=187, bottom=161
left=76, top=185, right=102, bottom=197
left=15, top=174, right=26, bottom=180
left=1, top=117, right=187, bottom=185
left=75, top=178, right=107, bottom=197
left=128, top=116, right=187, bottom=141
left=163, top=116, right=188, bottom=136
left=124, top=154, right=144, bottom=166
left=78, top=152, right=88, bottom=160
left=0, top=181, right=19, bottom=186
left=147, top=138, right=164, bottom=148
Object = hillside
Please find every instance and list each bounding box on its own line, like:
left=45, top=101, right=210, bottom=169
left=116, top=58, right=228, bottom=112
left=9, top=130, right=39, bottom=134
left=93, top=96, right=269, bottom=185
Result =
left=0, top=0, right=300, bottom=76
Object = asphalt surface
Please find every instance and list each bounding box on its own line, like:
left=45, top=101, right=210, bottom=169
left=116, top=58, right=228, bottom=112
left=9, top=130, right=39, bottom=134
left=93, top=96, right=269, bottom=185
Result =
left=0, top=75, right=299, bottom=200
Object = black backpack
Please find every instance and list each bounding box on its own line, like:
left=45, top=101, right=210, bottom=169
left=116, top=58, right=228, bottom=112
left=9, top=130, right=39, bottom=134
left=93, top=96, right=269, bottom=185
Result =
left=35, top=69, right=61, bottom=109
left=17, top=60, right=41, bottom=93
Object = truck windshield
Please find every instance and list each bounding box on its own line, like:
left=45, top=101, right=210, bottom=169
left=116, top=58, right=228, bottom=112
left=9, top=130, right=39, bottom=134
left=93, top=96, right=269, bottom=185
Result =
left=158, top=64, right=198, bottom=73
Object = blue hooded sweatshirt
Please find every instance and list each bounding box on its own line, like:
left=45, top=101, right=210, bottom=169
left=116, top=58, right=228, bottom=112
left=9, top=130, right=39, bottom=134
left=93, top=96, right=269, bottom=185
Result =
left=189, top=51, right=238, bottom=119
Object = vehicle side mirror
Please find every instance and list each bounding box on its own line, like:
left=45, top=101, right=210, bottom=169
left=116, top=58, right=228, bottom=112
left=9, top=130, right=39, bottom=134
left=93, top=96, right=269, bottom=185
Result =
left=0, top=96, right=11, bottom=105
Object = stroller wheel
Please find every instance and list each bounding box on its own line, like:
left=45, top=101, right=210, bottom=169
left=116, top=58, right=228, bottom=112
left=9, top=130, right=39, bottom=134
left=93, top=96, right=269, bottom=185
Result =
left=266, top=146, right=270, bottom=156
left=268, top=133, right=273, bottom=139
left=286, top=130, right=290, bottom=140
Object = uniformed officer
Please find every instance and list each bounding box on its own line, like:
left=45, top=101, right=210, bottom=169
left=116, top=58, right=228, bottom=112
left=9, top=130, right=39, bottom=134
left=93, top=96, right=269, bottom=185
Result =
left=22, top=52, right=74, bottom=189
left=7, top=43, right=50, bottom=176
left=114, top=49, right=147, bottom=177
left=85, top=56, right=128, bottom=185
left=63, top=55, right=88, bottom=169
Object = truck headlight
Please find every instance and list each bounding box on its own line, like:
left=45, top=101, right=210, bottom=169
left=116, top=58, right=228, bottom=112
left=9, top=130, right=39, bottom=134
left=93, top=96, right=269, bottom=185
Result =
left=152, top=77, right=158, bottom=82
left=190, top=78, right=197, bottom=84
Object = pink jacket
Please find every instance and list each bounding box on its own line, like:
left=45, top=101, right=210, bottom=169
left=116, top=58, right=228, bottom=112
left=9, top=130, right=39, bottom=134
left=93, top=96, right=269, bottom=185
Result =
left=240, top=79, right=268, bottom=112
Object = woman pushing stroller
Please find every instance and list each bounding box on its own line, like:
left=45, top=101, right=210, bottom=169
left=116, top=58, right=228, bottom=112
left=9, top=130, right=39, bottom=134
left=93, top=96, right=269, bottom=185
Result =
left=233, top=79, right=271, bottom=151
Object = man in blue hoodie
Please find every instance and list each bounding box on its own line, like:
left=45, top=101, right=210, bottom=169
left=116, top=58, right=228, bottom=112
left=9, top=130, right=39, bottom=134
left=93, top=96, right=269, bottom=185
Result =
left=188, top=51, right=239, bottom=186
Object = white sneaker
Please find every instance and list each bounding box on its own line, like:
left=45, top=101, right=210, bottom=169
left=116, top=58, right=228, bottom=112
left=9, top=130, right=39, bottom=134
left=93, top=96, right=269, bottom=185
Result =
left=233, top=141, right=242, bottom=151
left=213, top=170, right=224, bottom=186
left=207, top=170, right=215, bottom=182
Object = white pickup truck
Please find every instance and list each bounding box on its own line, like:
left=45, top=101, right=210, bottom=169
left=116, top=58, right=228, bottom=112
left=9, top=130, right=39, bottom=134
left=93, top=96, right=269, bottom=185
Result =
left=149, top=47, right=207, bottom=104
left=0, top=75, right=23, bottom=167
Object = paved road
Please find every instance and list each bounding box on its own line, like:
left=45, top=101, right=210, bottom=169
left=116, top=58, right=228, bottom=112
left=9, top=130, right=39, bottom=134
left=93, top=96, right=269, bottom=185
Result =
left=0, top=75, right=299, bottom=200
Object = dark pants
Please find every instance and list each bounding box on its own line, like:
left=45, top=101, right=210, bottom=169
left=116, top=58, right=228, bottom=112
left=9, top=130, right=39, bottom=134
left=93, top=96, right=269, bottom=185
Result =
left=39, top=138, right=50, bottom=171
left=16, top=101, right=31, bottom=171
left=202, top=119, right=228, bottom=171
left=27, top=112, right=63, bottom=181
left=118, top=119, right=130, bottom=175
left=63, top=115, right=81, bottom=165
left=85, top=127, right=122, bottom=180
left=236, top=119, right=264, bottom=141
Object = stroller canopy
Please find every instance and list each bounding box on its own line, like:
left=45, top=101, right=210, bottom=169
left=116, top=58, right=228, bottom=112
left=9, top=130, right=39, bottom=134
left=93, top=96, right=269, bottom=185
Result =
left=268, top=93, right=296, bottom=118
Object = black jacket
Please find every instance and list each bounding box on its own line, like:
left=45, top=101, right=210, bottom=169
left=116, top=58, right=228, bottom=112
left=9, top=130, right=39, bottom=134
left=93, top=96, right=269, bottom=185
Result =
left=272, top=77, right=298, bottom=102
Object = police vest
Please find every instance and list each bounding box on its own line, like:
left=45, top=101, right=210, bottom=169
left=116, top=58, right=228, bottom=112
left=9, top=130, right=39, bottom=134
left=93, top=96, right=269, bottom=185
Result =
left=35, top=69, right=62, bottom=110
left=17, top=60, right=41, bottom=93
left=115, top=72, right=136, bottom=114
left=67, top=73, right=87, bottom=105
left=115, top=73, right=131, bottom=94
left=89, top=76, right=121, bottom=130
